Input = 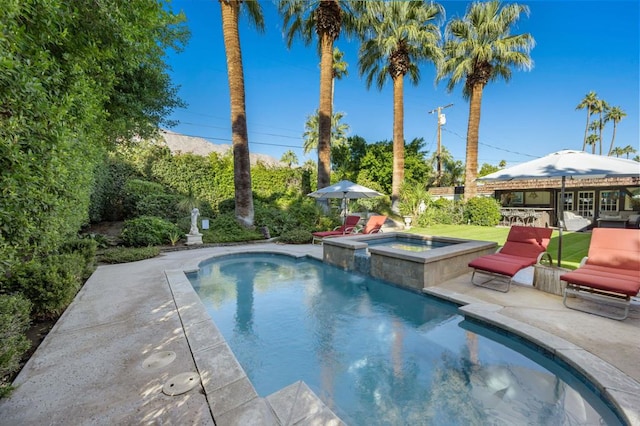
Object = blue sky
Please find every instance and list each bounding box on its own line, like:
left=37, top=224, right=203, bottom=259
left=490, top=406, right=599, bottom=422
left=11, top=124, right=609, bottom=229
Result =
left=165, top=0, right=639, bottom=168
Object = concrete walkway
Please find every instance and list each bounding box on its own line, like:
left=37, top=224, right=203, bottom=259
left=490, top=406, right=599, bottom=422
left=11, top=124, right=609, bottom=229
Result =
left=0, top=243, right=638, bottom=425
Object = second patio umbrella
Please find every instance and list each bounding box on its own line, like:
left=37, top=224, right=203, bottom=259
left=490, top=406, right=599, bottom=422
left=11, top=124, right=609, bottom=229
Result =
left=478, top=150, right=640, bottom=266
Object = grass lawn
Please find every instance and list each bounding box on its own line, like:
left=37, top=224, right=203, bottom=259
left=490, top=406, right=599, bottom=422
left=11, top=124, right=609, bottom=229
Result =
left=406, top=224, right=591, bottom=270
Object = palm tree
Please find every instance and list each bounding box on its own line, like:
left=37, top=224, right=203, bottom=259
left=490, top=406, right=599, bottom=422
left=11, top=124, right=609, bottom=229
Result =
left=303, top=110, right=350, bottom=154
left=280, top=150, right=298, bottom=167
left=438, top=1, right=534, bottom=201
left=355, top=1, right=443, bottom=213
left=610, top=146, right=624, bottom=158
left=332, top=47, right=348, bottom=103
left=591, top=98, right=609, bottom=155
left=219, top=0, right=264, bottom=227
left=585, top=133, right=598, bottom=154
left=575, top=91, right=598, bottom=151
left=605, top=106, right=626, bottom=155
left=622, top=144, right=637, bottom=159
left=278, top=0, right=354, bottom=190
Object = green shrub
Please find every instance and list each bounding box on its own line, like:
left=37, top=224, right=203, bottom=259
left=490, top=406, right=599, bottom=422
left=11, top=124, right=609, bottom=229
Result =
left=464, top=197, right=501, bottom=226
left=417, top=198, right=465, bottom=226
left=136, top=193, right=182, bottom=221
left=9, top=254, right=84, bottom=319
left=123, top=179, right=168, bottom=218
left=278, top=229, right=313, bottom=244
left=202, top=214, right=262, bottom=243
left=0, top=294, right=32, bottom=398
left=254, top=206, right=292, bottom=237
left=60, top=237, right=98, bottom=279
left=121, top=216, right=180, bottom=247
left=98, top=246, right=161, bottom=264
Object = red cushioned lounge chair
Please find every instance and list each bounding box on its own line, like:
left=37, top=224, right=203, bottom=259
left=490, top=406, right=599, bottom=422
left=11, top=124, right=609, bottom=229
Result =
left=468, top=226, right=553, bottom=292
left=560, top=228, right=640, bottom=320
left=312, top=215, right=361, bottom=244
left=353, top=215, right=387, bottom=235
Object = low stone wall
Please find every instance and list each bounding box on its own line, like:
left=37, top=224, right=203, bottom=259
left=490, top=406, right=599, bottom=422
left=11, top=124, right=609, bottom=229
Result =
left=323, top=233, right=497, bottom=291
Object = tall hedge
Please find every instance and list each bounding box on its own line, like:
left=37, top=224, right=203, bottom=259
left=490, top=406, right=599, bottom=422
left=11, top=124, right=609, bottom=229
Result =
left=0, top=0, right=188, bottom=353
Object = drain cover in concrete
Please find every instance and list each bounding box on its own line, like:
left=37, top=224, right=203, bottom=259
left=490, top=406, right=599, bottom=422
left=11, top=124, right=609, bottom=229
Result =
left=142, top=351, right=176, bottom=370
left=163, top=372, right=200, bottom=396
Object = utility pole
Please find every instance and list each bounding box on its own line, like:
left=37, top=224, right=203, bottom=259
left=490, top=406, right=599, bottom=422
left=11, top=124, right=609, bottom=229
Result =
left=428, top=103, right=453, bottom=185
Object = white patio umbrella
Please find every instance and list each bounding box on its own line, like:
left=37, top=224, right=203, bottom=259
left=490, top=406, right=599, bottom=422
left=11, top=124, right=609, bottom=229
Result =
left=308, top=180, right=384, bottom=224
left=478, top=150, right=640, bottom=266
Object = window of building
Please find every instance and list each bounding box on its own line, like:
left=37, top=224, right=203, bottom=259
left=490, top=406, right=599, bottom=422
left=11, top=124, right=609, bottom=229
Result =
left=562, top=192, right=574, bottom=212
left=600, top=191, right=619, bottom=212
left=577, top=191, right=594, bottom=217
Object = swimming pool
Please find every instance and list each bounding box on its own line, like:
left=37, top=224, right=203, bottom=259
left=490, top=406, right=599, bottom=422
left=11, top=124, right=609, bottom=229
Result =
left=188, top=253, right=621, bottom=425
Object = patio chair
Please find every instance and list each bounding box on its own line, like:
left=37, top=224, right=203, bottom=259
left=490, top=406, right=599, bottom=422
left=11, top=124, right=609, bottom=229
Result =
left=353, top=215, right=387, bottom=235
left=312, top=215, right=361, bottom=244
left=560, top=228, right=640, bottom=320
left=468, top=226, right=553, bottom=292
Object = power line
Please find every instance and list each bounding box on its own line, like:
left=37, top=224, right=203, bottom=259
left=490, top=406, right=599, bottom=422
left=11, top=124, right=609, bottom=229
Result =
left=178, top=121, right=302, bottom=140
left=163, top=131, right=305, bottom=151
left=442, top=128, right=539, bottom=160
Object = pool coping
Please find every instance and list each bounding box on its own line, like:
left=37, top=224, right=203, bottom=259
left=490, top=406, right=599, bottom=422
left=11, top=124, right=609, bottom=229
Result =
left=167, top=246, right=640, bottom=426
left=165, top=247, right=345, bottom=425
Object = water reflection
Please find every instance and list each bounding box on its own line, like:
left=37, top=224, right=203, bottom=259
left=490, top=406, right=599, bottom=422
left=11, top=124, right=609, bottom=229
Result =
left=190, top=254, right=619, bottom=426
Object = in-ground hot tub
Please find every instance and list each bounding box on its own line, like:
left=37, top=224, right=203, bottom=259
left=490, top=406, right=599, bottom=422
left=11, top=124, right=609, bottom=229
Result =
left=322, top=232, right=497, bottom=291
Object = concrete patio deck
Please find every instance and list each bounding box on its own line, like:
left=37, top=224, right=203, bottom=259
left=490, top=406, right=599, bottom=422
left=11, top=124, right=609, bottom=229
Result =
left=1, top=242, right=638, bottom=425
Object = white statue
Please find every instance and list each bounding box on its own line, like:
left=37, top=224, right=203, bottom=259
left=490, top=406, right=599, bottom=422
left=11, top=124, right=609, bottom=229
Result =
left=190, top=207, right=200, bottom=235
left=418, top=200, right=426, bottom=214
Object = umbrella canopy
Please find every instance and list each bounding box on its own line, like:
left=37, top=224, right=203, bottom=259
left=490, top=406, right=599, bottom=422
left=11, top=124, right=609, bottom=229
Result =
left=478, top=150, right=639, bottom=181
left=308, top=180, right=384, bottom=224
left=478, top=150, right=640, bottom=266
left=307, top=180, right=384, bottom=200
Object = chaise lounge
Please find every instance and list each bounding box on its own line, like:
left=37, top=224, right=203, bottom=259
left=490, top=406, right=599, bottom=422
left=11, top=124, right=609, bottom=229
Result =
left=312, top=215, right=361, bottom=244
left=560, top=228, right=640, bottom=320
left=351, top=215, right=387, bottom=235
left=468, top=226, right=553, bottom=292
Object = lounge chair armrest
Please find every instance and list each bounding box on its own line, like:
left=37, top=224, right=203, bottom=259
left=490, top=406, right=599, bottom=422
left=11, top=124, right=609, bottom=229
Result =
left=536, top=252, right=553, bottom=266
left=578, top=256, right=588, bottom=267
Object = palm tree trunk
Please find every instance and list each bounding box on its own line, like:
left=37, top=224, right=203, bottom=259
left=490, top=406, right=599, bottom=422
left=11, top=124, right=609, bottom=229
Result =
left=464, top=83, right=483, bottom=201
left=598, top=111, right=603, bottom=155
left=221, top=0, right=254, bottom=227
left=607, top=122, right=617, bottom=156
left=317, top=33, right=334, bottom=190
left=391, top=75, right=405, bottom=213
left=581, top=108, right=590, bottom=151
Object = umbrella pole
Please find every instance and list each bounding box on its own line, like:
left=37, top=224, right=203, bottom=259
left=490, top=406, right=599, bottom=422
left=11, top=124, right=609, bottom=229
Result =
left=558, top=176, right=565, bottom=268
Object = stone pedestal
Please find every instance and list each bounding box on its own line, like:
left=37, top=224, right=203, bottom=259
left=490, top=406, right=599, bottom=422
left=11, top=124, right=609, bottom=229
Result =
left=533, top=264, right=570, bottom=296
left=185, top=233, right=203, bottom=246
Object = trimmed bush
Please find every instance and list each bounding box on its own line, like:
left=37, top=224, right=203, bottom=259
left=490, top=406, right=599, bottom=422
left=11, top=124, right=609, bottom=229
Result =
left=464, top=197, right=501, bottom=226
left=417, top=198, right=464, bottom=226
left=98, top=246, right=161, bottom=264
left=136, top=193, right=182, bottom=221
left=121, top=216, right=180, bottom=247
left=0, top=294, right=32, bottom=398
left=9, top=254, right=84, bottom=319
left=123, top=179, right=168, bottom=218
left=202, top=214, right=262, bottom=243
left=278, top=229, right=313, bottom=244
left=60, top=237, right=98, bottom=279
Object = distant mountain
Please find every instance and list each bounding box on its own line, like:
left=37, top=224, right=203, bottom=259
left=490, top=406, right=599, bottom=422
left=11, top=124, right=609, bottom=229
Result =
left=159, top=129, right=284, bottom=167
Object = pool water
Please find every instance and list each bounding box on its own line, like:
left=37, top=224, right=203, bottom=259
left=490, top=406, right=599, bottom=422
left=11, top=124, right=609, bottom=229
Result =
left=188, top=253, right=620, bottom=425
left=366, top=237, right=451, bottom=252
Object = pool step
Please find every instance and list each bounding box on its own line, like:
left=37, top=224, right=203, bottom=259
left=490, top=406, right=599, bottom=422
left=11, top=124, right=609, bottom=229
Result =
left=265, top=381, right=345, bottom=425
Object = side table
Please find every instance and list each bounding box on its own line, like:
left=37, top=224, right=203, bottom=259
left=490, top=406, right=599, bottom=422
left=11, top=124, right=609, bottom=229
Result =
left=533, top=264, right=570, bottom=296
